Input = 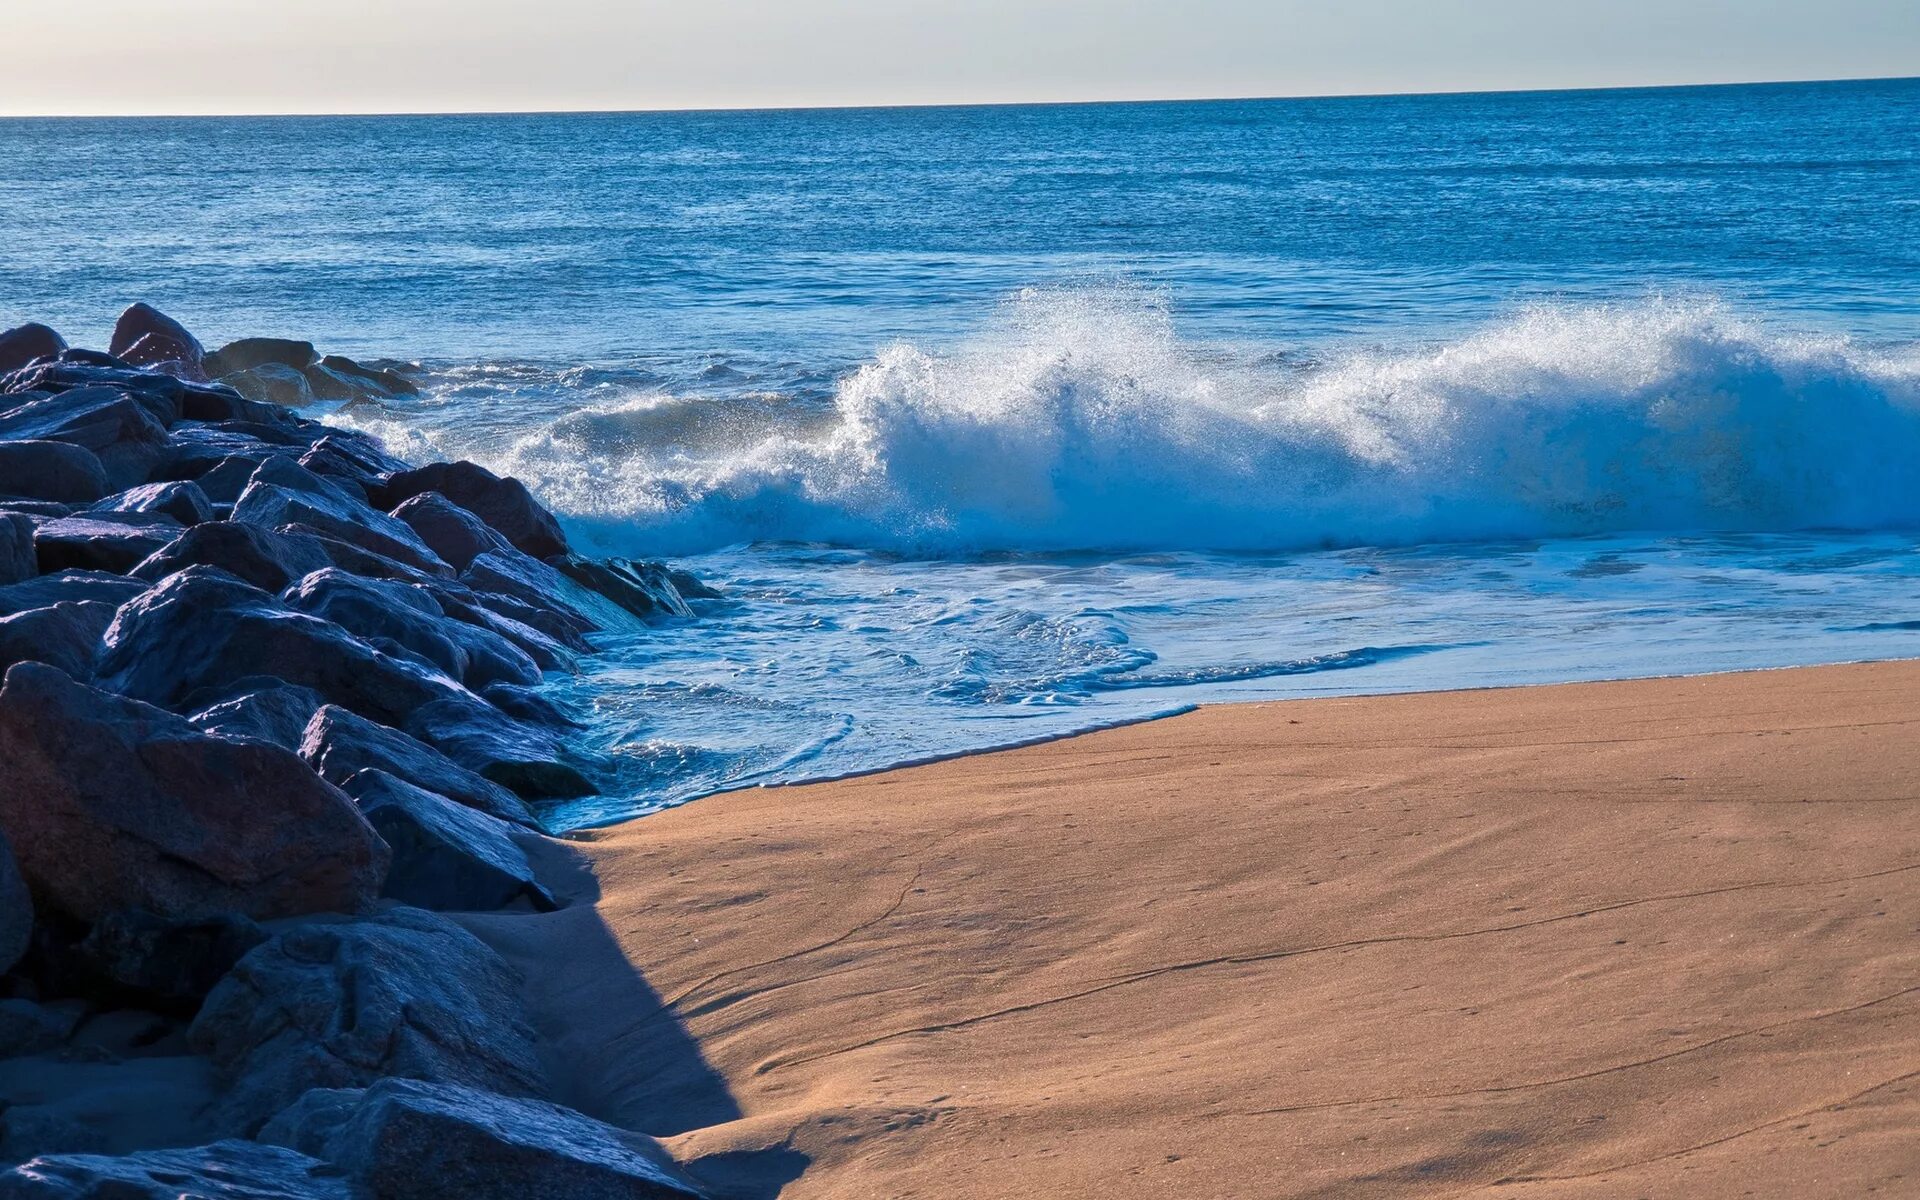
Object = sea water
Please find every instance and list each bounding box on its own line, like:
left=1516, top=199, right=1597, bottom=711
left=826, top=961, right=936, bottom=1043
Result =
left=4, top=79, right=1919, bottom=825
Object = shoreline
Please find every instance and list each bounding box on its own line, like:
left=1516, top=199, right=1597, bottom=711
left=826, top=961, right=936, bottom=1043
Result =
left=532, top=659, right=1920, bottom=1198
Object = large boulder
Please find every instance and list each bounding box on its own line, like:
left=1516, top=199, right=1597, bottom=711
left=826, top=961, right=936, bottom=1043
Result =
left=130, top=520, right=332, bottom=593
left=0, top=571, right=145, bottom=618
left=0, top=1141, right=352, bottom=1199
left=0, top=388, right=171, bottom=490
left=318, top=354, right=420, bottom=397
left=404, top=697, right=594, bottom=800
left=189, top=681, right=327, bottom=751
left=220, top=364, right=315, bottom=409
left=118, top=332, right=206, bottom=380
left=61, top=908, right=267, bottom=1017
left=96, top=566, right=465, bottom=727
left=0, top=324, right=65, bottom=376
left=376, top=461, right=569, bottom=560
left=32, top=515, right=179, bottom=575
left=107, top=302, right=203, bottom=366
left=299, top=705, right=537, bottom=828
left=0, top=600, right=116, bottom=679
left=554, top=554, right=700, bottom=619
left=234, top=460, right=450, bottom=577
left=91, top=480, right=214, bottom=527
left=188, top=908, right=547, bottom=1133
left=0, top=830, right=30, bottom=976
left=461, top=551, right=602, bottom=645
left=261, top=1079, right=702, bottom=1200
left=0, top=442, right=106, bottom=505
left=390, top=490, right=510, bottom=572
left=345, top=771, right=556, bottom=912
left=0, top=515, right=33, bottom=587
left=283, top=568, right=468, bottom=681
left=0, top=662, right=389, bottom=924
left=204, top=338, right=317, bottom=379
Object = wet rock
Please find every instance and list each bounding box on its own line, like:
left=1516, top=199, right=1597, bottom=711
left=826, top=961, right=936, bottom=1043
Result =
left=405, top=697, right=594, bottom=800
left=297, top=435, right=410, bottom=492
left=97, top=566, right=463, bottom=728
left=299, top=705, right=537, bottom=828
left=376, top=460, right=569, bottom=559
left=220, top=364, right=315, bottom=409
left=0, top=324, right=65, bottom=376
left=0, top=571, right=145, bottom=618
left=0, top=441, right=109, bottom=505
left=234, top=460, right=451, bottom=577
left=117, top=333, right=201, bottom=378
left=189, top=681, right=327, bottom=752
left=107, top=303, right=204, bottom=366
left=188, top=907, right=546, bottom=1133
left=318, top=353, right=420, bottom=397
left=130, top=520, right=331, bottom=593
left=0, top=1140, right=351, bottom=1199
left=480, top=681, right=583, bottom=729
left=389, top=491, right=509, bottom=572
left=65, top=909, right=268, bottom=1017
left=0, top=998, right=85, bottom=1057
left=0, top=388, right=171, bottom=490
left=203, top=338, right=317, bottom=379
left=32, top=516, right=179, bottom=575
left=436, top=589, right=578, bottom=670
left=0, top=831, right=30, bottom=977
left=0, top=662, right=389, bottom=924
left=0, top=516, right=33, bottom=587
left=283, top=568, right=468, bottom=681
left=346, top=771, right=556, bottom=912
left=90, top=480, right=213, bottom=527
left=260, top=1078, right=701, bottom=1200
left=462, top=551, right=603, bottom=644
left=0, top=600, right=116, bottom=679
left=554, top=554, right=699, bottom=619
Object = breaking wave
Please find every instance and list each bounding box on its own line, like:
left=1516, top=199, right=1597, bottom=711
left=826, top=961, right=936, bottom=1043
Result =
left=354, top=289, right=1920, bottom=556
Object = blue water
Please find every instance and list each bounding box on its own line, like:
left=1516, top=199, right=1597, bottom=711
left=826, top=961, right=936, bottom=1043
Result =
left=5, top=78, right=1920, bottom=824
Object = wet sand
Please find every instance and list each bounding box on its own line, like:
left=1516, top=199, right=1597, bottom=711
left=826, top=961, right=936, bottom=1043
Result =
left=503, top=662, right=1920, bottom=1198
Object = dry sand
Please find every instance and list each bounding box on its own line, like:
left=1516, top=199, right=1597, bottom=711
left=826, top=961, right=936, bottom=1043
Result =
left=466, top=661, right=1920, bottom=1198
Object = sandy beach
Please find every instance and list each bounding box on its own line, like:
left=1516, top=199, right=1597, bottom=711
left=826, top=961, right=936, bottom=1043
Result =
left=463, top=661, right=1920, bottom=1199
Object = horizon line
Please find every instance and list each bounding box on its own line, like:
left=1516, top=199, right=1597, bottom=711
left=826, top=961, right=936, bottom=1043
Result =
left=1, top=71, right=1912, bottom=122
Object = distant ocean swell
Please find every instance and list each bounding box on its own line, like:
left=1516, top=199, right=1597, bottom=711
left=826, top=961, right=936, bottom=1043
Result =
left=348, top=289, right=1920, bottom=557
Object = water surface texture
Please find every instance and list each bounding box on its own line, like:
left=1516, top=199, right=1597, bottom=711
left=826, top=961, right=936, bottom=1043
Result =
left=5, top=79, right=1918, bottom=824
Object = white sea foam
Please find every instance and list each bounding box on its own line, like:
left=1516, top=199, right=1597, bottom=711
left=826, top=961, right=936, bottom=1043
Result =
left=352, top=288, right=1920, bottom=556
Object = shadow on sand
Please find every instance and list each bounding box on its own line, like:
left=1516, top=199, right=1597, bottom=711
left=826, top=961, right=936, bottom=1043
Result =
left=454, top=834, right=809, bottom=1199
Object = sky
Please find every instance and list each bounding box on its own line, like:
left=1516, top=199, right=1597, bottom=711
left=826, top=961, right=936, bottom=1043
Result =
left=1, top=0, right=1916, bottom=116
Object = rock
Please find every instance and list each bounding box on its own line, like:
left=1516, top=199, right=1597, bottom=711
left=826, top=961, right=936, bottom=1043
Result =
left=0, top=831, right=30, bottom=976
left=461, top=551, right=603, bottom=644
left=376, top=461, right=569, bottom=560
left=0, top=571, right=145, bottom=618
left=318, top=354, right=420, bottom=397
left=107, top=303, right=204, bottom=366
left=117, top=333, right=201, bottom=378
left=220, top=364, right=315, bottom=409
left=436, top=589, right=578, bottom=670
left=0, top=600, right=116, bottom=679
left=189, top=681, right=326, bottom=751
left=299, top=706, right=537, bottom=828
left=90, top=480, right=213, bottom=527
left=0, top=441, right=108, bottom=505
left=0, top=1140, right=352, bottom=1199
left=97, top=566, right=463, bottom=728
left=480, top=681, right=583, bottom=729
left=260, top=1079, right=702, bottom=1200
left=345, top=771, right=556, bottom=913
left=203, top=338, right=317, bottom=379
left=0, top=662, right=389, bottom=924
left=65, top=909, right=267, bottom=1017
left=0, top=998, right=85, bottom=1057
left=0, top=388, right=171, bottom=490
left=188, top=908, right=546, bottom=1133
left=405, top=698, right=595, bottom=800
left=32, top=516, right=179, bottom=575
left=182, top=452, right=287, bottom=506
left=389, top=491, right=510, bottom=572
left=234, top=460, right=451, bottom=577
left=554, top=554, right=698, bottom=619
left=0, top=516, right=33, bottom=587
left=283, top=568, right=468, bottom=681
left=0, top=325, right=65, bottom=376
left=129, top=520, right=332, bottom=593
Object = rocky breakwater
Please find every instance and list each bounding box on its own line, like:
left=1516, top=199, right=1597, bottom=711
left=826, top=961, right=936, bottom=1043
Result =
left=0, top=308, right=714, bottom=1198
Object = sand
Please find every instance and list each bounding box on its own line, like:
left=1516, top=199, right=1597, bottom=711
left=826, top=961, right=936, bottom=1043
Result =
left=464, top=661, right=1920, bottom=1198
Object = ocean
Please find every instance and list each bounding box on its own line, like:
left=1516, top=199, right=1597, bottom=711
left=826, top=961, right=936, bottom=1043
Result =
left=5, top=78, right=1920, bottom=826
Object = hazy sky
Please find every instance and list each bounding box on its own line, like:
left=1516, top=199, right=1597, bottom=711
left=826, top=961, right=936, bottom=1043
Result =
left=3, top=0, right=1916, bottom=116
